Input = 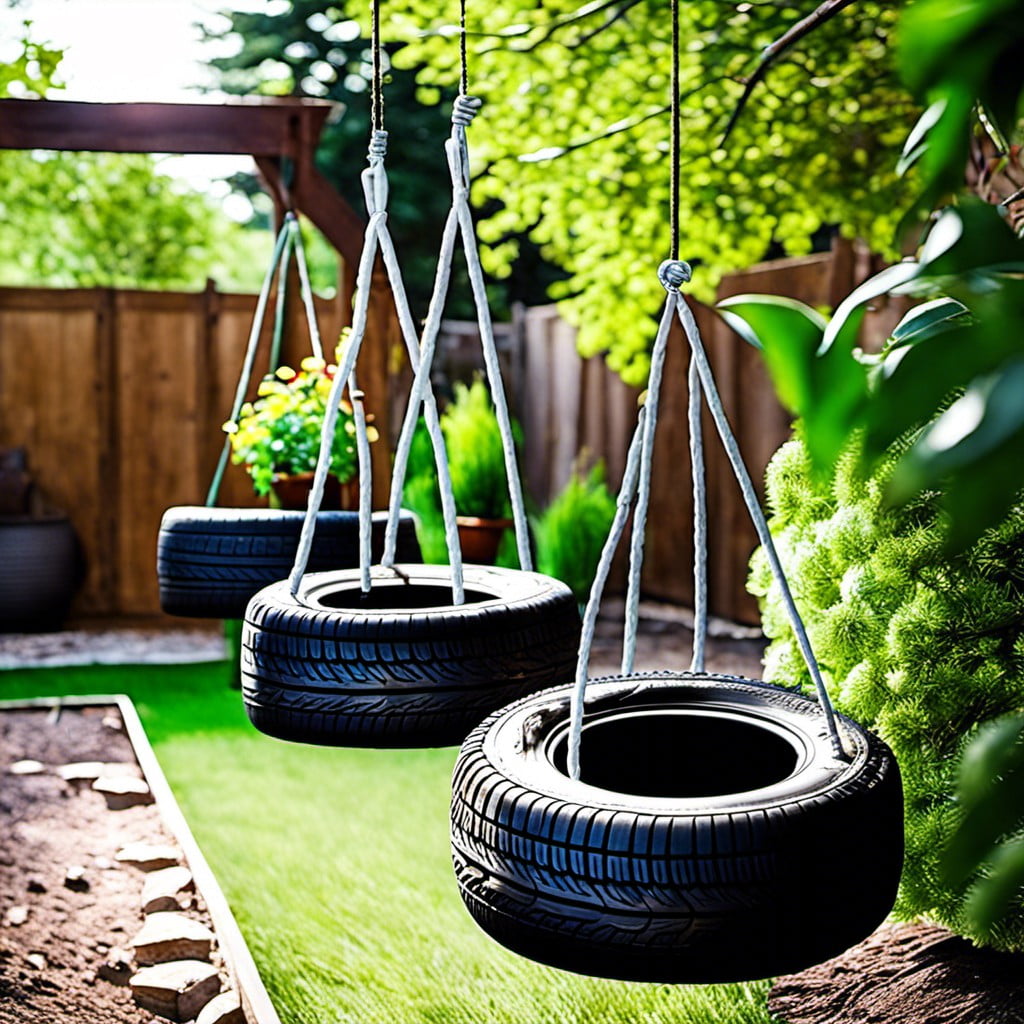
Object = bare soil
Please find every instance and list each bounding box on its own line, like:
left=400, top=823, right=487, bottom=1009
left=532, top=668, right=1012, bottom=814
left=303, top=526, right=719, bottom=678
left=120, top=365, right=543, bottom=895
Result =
left=770, top=921, right=1024, bottom=1024
left=0, top=704, right=225, bottom=1023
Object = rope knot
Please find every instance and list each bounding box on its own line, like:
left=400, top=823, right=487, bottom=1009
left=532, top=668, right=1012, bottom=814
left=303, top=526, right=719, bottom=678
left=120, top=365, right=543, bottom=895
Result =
left=452, top=94, right=482, bottom=127
left=658, top=259, right=692, bottom=292
left=367, top=130, right=388, bottom=161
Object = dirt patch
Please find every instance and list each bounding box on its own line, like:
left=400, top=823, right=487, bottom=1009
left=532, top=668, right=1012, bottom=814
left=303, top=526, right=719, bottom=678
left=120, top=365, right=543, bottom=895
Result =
left=769, top=921, right=1024, bottom=1024
left=0, top=705, right=230, bottom=1023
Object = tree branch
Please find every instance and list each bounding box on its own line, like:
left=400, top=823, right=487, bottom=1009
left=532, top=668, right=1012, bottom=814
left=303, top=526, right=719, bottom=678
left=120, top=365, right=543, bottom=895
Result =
left=719, top=0, right=859, bottom=146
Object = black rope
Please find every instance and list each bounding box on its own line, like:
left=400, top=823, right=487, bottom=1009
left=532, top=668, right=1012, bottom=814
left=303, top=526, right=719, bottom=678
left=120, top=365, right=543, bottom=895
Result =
left=460, top=0, right=469, bottom=96
left=371, top=0, right=383, bottom=132
left=670, top=0, right=679, bottom=262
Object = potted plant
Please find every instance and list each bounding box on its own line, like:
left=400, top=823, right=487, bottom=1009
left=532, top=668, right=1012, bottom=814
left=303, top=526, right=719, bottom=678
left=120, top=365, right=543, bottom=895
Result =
left=441, top=378, right=521, bottom=564
left=223, top=355, right=375, bottom=510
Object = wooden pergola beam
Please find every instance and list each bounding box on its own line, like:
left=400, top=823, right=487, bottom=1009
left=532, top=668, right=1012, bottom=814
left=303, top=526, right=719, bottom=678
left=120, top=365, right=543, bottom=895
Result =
left=0, top=97, right=330, bottom=157
left=0, top=97, right=395, bottom=502
left=0, top=98, right=364, bottom=265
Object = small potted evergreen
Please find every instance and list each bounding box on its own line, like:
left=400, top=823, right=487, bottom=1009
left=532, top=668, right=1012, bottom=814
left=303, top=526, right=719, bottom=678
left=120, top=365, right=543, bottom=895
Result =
left=443, top=379, right=519, bottom=564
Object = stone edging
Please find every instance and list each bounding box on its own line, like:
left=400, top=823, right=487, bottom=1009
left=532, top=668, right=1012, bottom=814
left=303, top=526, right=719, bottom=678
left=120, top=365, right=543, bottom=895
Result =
left=1, top=695, right=280, bottom=1024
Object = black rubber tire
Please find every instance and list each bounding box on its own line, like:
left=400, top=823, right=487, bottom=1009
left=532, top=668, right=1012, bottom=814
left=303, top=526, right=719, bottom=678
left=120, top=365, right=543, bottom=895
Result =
left=241, top=564, right=582, bottom=748
left=157, top=507, right=421, bottom=619
left=451, top=672, right=903, bottom=984
left=0, top=515, right=81, bottom=632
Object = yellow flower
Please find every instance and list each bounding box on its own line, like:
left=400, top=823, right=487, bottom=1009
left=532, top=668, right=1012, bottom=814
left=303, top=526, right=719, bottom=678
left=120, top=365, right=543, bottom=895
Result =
left=275, top=365, right=296, bottom=381
left=300, top=356, right=326, bottom=373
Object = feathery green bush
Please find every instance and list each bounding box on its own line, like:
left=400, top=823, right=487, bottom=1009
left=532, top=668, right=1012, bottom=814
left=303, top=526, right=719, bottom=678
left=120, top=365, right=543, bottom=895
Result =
left=535, top=461, right=616, bottom=606
left=749, top=433, right=1024, bottom=950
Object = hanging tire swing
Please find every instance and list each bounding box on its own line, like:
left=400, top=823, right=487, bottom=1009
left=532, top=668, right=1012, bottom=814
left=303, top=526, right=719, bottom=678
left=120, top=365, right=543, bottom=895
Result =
left=241, top=15, right=580, bottom=748
left=451, top=265, right=904, bottom=982
left=157, top=506, right=419, bottom=619
left=156, top=213, right=420, bottom=619
left=450, top=0, right=903, bottom=980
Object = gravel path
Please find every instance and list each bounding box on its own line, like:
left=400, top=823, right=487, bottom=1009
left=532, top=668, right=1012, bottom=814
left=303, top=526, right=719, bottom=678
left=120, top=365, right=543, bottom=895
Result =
left=0, top=600, right=766, bottom=677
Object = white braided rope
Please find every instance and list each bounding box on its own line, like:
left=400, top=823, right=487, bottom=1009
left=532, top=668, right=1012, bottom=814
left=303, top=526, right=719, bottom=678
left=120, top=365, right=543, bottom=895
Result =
left=287, top=201, right=382, bottom=596
left=567, top=414, right=646, bottom=780
left=672, top=291, right=845, bottom=758
left=567, top=261, right=847, bottom=778
left=383, top=97, right=533, bottom=574
left=290, top=218, right=325, bottom=361
left=621, top=297, right=675, bottom=675
left=688, top=353, right=708, bottom=672
left=287, top=135, right=469, bottom=603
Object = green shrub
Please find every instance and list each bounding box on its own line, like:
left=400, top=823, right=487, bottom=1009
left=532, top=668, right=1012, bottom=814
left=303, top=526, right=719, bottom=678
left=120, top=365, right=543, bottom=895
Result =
left=535, top=461, right=616, bottom=606
left=442, top=379, right=515, bottom=520
left=400, top=381, right=525, bottom=562
left=750, top=433, right=1024, bottom=950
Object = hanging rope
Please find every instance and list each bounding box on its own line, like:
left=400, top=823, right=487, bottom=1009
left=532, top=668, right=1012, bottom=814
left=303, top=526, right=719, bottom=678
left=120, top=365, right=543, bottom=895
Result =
left=569, top=266, right=847, bottom=778
left=670, top=0, right=680, bottom=262
left=287, top=0, right=466, bottom=602
left=206, top=217, right=294, bottom=508
left=383, top=5, right=534, bottom=574
left=371, top=0, right=384, bottom=134
left=566, top=0, right=846, bottom=777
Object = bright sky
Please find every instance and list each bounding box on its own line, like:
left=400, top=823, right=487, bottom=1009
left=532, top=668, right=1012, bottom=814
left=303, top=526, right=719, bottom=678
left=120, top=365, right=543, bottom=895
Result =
left=2, top=0, right=269, bottom=202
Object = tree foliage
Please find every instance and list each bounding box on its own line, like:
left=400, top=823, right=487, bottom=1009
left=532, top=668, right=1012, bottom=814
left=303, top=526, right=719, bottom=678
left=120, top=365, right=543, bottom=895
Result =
left=0, top=150, right=269, bottom=292
left=204, top=0, right=565, bottom=320
left=0, top=3, right=269, bottom=292
left=0, top=5, right=62, bottom=99
left=203, top=1, right=457, bottom=318
left=386, top=0, right=919, bottom=383
left=731, top=0, right=1024, bottom=945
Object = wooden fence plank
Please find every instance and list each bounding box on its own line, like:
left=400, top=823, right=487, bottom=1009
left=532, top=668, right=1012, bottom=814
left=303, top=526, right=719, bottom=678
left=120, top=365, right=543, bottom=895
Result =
left=0, top=241, right=890, bottom=625
left=0, top=293, right=111, bottom=614
left=114, top=292, right=206, bottom=615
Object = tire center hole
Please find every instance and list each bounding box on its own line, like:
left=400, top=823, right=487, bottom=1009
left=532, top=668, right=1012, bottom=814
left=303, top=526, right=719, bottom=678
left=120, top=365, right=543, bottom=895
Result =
left=553, top=711, right=800, bottom=798
left=317, top=584, right=493, bottom=611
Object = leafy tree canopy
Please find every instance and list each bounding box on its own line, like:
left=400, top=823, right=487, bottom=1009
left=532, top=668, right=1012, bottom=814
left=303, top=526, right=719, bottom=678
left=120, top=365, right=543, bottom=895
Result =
left=0, top=2, right=268, bottom=293
left=0, top=2, right=61, bottom=99
left=0, top=150, right=270, bottom=292
left=386, top=0, right=920, bottom=383
left=203, top=0, right=467, bottom=319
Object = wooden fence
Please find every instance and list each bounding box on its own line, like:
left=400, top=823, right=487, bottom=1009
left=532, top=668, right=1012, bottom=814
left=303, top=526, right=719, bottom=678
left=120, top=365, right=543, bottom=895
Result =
left=0, top=283, right=356, bottom=621
left=1, top=240, right=904, bottom=626
left=516, top=240, right=905, bottom=624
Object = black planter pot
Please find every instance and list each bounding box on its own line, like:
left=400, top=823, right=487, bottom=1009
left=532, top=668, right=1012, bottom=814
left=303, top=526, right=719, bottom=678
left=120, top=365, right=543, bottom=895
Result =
left=0, top=514, right=81, bottom=632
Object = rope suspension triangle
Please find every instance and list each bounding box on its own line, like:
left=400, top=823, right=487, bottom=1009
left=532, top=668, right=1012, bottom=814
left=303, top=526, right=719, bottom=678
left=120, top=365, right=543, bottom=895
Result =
left=238, top=0, right=581, bottom=750
left=155, top=214, right=421, bottom=620
left=450, top=0, right=904, bottom=983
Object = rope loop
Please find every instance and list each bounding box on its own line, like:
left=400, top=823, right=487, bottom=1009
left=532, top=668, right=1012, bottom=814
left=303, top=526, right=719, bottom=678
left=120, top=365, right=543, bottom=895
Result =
left=368, top=129, right=389, bottom=161
left=658, top=259, right=692, bottom=292
left=452, top=94, right=482, bottom=126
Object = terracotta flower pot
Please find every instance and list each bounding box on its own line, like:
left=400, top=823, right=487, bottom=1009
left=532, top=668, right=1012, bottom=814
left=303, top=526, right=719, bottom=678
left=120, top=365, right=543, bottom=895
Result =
left=455, top=515, right=514, bottom=565
left=269, top=473, right=359, bottom=512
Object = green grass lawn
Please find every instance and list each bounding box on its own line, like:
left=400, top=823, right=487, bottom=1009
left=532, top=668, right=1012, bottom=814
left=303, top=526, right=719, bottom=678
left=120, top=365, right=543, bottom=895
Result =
left=0, top=659, right=777, bottom=1024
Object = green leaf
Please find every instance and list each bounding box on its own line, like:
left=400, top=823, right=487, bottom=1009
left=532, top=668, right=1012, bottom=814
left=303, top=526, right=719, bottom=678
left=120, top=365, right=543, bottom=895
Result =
left=865, top=316, right=1024, bottom=461
left=896, top=99, right=947, bottom=177
left=943, top=757, right=1024, bottom=888
left=889, top=360, right=1024, bottom=500
left=718, top=295, right=868, bottom=472
left=716, top=295, right=826, bottom=413
left=820, top=262, right=922, bottom=353
left=920, top=201, right=1024, bottom=279
left=889, top=297, right=971, bottom=349
left=965, top=838, right=1024, bottom=936
left=959, top=716, right=1024, bottom=807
